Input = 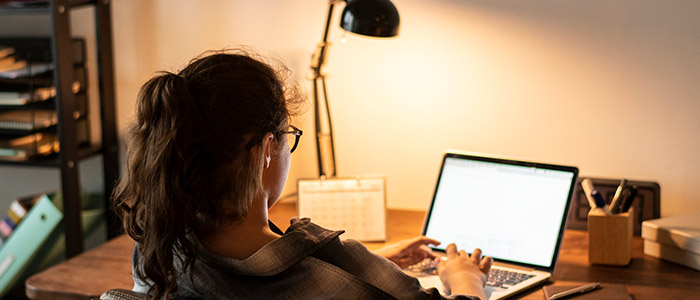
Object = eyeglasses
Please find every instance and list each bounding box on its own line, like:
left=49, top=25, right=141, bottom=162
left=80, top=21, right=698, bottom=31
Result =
left=282, top=125, right=303, bottom=153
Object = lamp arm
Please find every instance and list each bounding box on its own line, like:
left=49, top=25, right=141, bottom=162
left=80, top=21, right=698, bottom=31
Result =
left=312, top=74, right=338, bottom=178
left=310, top=0, right=344, bottom=178
left=311, top=0, right=344, bottom=77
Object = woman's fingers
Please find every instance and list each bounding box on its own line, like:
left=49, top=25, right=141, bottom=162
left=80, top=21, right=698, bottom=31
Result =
left=480, top=256, right=493, bottom=274
left=445, top=243, right=458, bottom=259
left=445, top=245, right=491, bottom=275
left=471, top=248, right=482, bottom=263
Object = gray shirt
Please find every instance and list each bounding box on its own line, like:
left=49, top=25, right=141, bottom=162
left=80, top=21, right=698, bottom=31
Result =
left=133, top=217, right=479, bottom=300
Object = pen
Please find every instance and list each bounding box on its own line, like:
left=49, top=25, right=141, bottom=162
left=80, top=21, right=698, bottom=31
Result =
left=609, top=179, right=627, bottom=214
left=590, top=190, right=610, bottom=215
left=591, top=190, right=606, bottom=208
left=549, top=282, right=601, bottom=300
left=621, top=185, right=638, bottom=213
left=581, top=179, right=597, bottom=209
left=615, top=188, right=630, bottom=213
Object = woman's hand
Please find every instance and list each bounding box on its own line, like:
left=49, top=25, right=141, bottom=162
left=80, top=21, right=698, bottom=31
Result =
left=437, top=244, right=492, bottom=299
left=373, top=236, right=441, bottom=269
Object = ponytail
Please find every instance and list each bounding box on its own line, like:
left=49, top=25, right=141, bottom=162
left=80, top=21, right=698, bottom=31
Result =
left=114, top=72, right=205, bottom=299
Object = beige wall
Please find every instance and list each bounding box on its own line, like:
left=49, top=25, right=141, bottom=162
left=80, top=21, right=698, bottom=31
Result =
left=109, top=0, right=700, bottom=216
left=2, top=0, right=697, bottom=218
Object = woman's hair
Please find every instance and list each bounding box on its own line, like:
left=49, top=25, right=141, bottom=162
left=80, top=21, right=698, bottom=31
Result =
left=112, top=49, right=303, bottom=299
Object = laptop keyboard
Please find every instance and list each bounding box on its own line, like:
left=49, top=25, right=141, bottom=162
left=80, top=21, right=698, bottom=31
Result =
left=407, top=258, right=535, bottom=289
left=406, top=257, right=442, bottom=274
left=486, top=268, right=535, bottom=288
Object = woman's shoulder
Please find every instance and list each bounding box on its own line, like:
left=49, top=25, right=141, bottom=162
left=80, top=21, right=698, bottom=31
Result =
left=283, top=217, right=357, bottom=252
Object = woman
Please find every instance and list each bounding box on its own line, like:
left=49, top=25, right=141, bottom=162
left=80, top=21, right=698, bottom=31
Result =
left=113, top=50, right=492, bottom=300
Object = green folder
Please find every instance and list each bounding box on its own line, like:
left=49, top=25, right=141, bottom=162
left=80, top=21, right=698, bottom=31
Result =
left=0, top=195, right=63, bottom=297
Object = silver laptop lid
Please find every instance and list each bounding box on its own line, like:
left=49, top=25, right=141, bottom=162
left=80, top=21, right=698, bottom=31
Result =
left=422, top=151, right=578, bottom=272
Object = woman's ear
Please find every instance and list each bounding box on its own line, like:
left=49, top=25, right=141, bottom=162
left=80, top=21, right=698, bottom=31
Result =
left=261, top=133, right=275, bottom=169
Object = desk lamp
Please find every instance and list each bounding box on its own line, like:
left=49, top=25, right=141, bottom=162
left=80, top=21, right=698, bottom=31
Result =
left=310, top=0, right=400, bottom=178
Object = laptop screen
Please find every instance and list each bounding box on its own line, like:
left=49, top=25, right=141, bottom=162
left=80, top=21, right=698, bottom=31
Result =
left=423, top=153, right=578, bottom=270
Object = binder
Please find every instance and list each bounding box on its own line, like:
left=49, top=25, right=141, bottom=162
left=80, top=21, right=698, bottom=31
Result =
left=0, top=195, right=62, bottom=298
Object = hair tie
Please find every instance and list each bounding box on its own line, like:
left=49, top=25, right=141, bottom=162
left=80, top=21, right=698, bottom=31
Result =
left=178, top=73, right=186, bottom=80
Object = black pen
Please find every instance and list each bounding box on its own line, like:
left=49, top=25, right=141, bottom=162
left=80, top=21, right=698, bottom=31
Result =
left=616, top=188, right=631, bottom=213
left=609, top=179, right=627, bottom=214
left=591, top=190, right=610, bottom=215
left=621, top=185, right=638, bottom=213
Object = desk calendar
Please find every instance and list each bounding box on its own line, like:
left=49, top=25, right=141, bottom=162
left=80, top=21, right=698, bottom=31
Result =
left=297, top=177, right=386, bottom=241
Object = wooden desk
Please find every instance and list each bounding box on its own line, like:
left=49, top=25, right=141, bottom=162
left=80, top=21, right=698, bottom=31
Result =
left=25, top=203, right=700, bottom=299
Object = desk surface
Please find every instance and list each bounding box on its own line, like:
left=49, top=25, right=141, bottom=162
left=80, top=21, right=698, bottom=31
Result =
left=26, top=203, right=700, bottom=299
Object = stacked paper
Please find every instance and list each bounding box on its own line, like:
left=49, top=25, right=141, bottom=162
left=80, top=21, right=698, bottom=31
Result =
left=641, top=213, right=700, bottom=271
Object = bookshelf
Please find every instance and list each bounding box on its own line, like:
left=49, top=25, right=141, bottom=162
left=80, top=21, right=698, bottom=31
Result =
left=0, top=0, right=120, bottom=258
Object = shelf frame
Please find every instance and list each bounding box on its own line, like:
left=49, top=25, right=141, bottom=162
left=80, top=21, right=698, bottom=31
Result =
left=94, top=0, right=120, bottom=240
left=52, top=0, right=84, bottom=258
left=0, top=0, right=120, bottom=258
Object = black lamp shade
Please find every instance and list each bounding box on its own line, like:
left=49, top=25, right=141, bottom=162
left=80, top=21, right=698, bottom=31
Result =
left=340, top=0, right=400, bottom=38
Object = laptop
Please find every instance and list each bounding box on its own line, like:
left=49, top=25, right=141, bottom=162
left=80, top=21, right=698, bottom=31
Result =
left=406, top=151, right=578, bottom=300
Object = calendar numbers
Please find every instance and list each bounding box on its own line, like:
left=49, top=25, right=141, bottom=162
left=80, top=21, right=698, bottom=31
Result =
left=297, top=178, right=386, bottom=241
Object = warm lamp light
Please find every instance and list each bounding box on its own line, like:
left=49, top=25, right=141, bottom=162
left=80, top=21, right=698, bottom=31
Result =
left=310, top=0, right=400, bottom=178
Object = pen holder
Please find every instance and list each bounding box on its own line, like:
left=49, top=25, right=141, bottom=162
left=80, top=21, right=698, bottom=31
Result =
left=587, top=208, right=633, bottom=266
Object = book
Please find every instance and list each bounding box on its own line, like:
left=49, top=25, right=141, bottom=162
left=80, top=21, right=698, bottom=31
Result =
left=0, top=86, right=55, bottom=106
left=6, top=195, right=37, bottom=225
left=644, top=239, right=700, bottom=271
left=0, top=217, right=14, bottom=239
left=543, top=283, right=631, bottom=300
left=7, top=201, right=26, bottom=224
left=0, top=133, right=58, bottom=161
left=0, top=195, right=62, bottom=298
left=0, top=109, right=57, bottom=131
left=641, top=213, right=700, bottom=254
left=0, top=194, right=41, bottom=240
